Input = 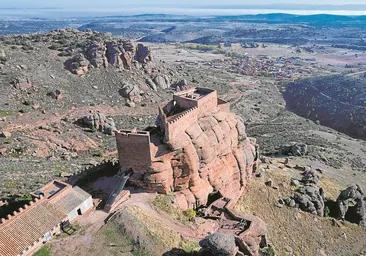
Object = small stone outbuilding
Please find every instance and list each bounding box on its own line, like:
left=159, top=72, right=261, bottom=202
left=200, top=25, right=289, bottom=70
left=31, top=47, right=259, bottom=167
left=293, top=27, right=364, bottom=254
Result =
left=0, top=180, right=93, bottom=256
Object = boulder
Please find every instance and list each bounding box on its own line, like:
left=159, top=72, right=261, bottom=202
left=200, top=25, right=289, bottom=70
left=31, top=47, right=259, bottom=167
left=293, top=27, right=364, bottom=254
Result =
left=12, top=77, right=34, bottom=91
left=119, top=83, right=141, bottom=102
left=135, top=43, right=152, bottom=63
left=173, top=79, right=188, bottom=91
left=68, top=53, right=90, bottom=75
left=199, top=233, right=238, bottom=256
left=47, top=89, right=63, bottom=101
left=302, top=169, right=320, bottom=184
left=82, top=112, right=116, bottom=135
left=154, top=75, right=169, bottom=89
left=0, top=131, right=11, bottom=138
left=279, top=142, right=308, bottom=156
left=85, top=42, right=107, bottom=68
left=146, top=78, right=157, bottom=91
left=293, top=184, right=325, bottom=217
left=105, top=41, right=123, bottom=67
left=337, top=184, right=366, bottom=227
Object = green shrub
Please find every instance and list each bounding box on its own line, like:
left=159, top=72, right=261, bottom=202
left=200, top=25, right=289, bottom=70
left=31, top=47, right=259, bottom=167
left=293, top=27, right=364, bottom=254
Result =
left=151, top=195, right=195, bottom=224
left=183, top=209, right=196, bottom=219
left=48, top=44, right=59, bottom=50
left=33, top=245, right=51, bottom=256
left=21, top=45, right=34, bottom=51
left=181, top=239, right=200, bottom=253
left=58, top=51, right=71, bottom=57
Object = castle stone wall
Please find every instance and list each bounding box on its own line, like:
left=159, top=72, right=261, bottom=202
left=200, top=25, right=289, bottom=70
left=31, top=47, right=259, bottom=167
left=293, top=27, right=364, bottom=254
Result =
left=167, top=106, right=199, bottom=141
left=196, top=90, right=218, bottom=116
left=115, top=130, right=152, bottom=173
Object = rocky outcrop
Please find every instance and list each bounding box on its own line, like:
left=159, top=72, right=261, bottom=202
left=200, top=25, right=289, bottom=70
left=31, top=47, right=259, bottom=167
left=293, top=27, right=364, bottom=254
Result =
left=105, top=41, right=123, bottom=67
left=135, top=43, right=152, bottom=64
left=301, top=169, right=320, bottom=184
left=153, top=75, right=170, bottom=89
left=12, top=77, right=34, bottom=91
left=141, top=110, right=257, bottom=209
left=293, top=185, right=325, bottom=217
left=68, top=53, right=90, bottom=76
left=119, top=83, right=143, bottom=103
left=283, top=168, right=324, bottom=216
left=337, top=184, right=366, bottom=227
left=82, top=112, right=116, bottom=135
left=116, top=88, right=259, bottom=209
left=66, top=38, right=153, bottom=74
left=85, top=42, right=108, bottom=68
left=279, top=142, right=307, bottom=156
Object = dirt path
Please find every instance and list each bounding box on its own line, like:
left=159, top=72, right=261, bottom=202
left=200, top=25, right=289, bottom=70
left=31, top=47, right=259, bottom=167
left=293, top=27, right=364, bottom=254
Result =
left=3, top=104, right=158, bottom=133
left=50, top=191, right=200, bottom=255
left=51, top=210, right=109, bottom=256
left=125, top=192, right=199, bottom=240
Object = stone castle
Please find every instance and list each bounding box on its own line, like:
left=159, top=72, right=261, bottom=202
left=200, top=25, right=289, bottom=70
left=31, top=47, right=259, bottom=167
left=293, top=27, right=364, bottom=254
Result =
left=116, top=87, right=259, bottom=209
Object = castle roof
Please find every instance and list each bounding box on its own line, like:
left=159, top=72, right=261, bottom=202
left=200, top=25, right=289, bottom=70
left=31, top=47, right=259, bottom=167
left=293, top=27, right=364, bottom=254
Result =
left=53, top=186, right=91, bottom=215
left=0, top=201, right=66, bottom=256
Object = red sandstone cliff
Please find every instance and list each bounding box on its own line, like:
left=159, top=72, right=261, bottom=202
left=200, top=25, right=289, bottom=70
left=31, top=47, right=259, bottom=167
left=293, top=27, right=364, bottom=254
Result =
left=149, top=109, right=258, bottom=209
left=116, top=88, right=259, bottom=209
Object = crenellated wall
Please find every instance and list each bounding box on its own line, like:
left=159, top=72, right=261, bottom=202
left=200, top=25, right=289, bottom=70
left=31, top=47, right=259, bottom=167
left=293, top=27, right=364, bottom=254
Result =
left=0, top=195, right=44, bottom=224
left=166, top=106, right=199, bottom=141
left=67, top=159, right=119, bottom=186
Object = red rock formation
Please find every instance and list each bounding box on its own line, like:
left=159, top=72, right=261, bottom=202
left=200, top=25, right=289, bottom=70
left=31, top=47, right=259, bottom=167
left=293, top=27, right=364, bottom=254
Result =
left=85, top=42, right=108, bottom=68
left=116, top=87, right=259, bottom=209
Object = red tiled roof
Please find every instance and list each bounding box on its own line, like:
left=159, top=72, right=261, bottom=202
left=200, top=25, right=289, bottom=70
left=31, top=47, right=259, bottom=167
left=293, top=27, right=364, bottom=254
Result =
left=0, top=201, right=66, bottom=256
left=53, top=186, right=91, bottom=215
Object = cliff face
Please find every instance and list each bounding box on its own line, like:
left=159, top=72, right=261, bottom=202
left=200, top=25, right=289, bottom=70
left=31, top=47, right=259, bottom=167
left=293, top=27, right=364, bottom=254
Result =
left=130, top=107, right=258, bottom=209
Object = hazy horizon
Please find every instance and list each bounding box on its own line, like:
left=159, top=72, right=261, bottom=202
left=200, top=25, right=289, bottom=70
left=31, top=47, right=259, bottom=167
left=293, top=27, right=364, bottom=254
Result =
left=1, top=2, right=366, bottom=19
left=1, top=1, right=366, bottom=9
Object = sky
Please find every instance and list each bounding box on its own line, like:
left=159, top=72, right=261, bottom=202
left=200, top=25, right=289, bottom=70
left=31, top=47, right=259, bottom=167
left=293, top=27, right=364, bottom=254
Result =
left=1, top=0, right=366, bottom=9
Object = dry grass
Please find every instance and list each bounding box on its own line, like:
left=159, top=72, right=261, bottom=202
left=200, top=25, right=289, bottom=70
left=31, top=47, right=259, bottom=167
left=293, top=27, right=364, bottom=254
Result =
left=89, top=220, right=149, bottom=256
left=233, top=164, right=366, bottom=256
left=318, top=177, right=343, bottom=201
left=150, top=194, right=195, bottom=225
left=127, top=205, right=199, bottom=252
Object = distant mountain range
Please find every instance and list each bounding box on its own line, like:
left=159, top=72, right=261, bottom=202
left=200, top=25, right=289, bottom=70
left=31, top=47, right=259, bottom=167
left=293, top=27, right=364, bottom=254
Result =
left=192, top=4, right=366, bottom=11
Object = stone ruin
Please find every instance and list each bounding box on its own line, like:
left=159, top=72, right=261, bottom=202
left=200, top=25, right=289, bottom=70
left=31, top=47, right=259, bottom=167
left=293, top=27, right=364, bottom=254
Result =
left=115, top=87, right=260, bottom=209
left=337, top=184, right=366, bottom=227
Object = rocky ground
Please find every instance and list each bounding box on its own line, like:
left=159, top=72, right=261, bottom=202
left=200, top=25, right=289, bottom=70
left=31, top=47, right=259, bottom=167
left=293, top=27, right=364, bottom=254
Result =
left=1, top=30, right=366, bottom=255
